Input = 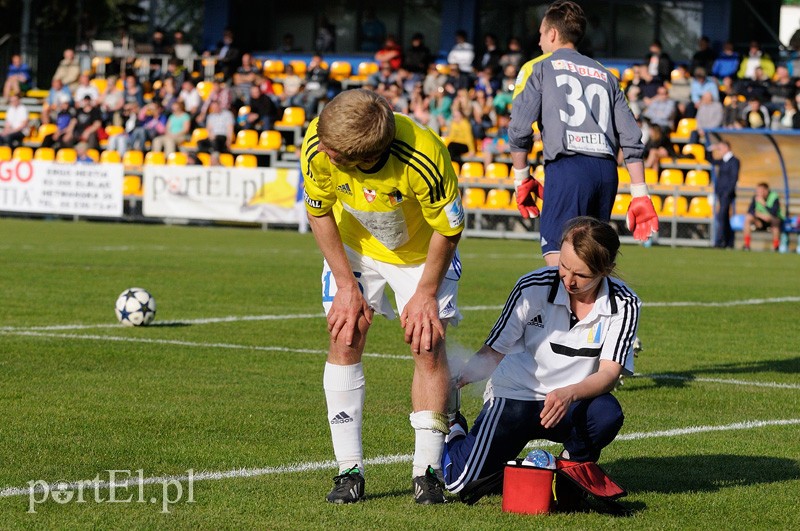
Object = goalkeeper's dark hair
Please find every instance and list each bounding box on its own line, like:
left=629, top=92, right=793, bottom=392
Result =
left=561, top=217, right=619, bottom=277
left=543, top=0, right=586, bottom=46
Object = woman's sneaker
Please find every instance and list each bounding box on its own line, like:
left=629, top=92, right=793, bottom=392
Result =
left=326, top=466, right=365, bottom=504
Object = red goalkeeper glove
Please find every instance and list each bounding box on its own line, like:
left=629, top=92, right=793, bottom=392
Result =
left=514, top=167, right=544, bottom=219
left=626, top=183, right=659, bottom=241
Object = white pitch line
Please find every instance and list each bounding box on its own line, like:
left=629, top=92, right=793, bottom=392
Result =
left=638, top=373, right=800, bottom=390
left=2, top=418, right=798, bottom=499
left=2, top=296, right=798, bottom=333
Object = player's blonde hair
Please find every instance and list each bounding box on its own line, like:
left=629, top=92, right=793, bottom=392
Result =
left=543, top=0, right=586, bottom=46
left=561, top=217, right=619, bottom=277
left=317, top=89, right=395, bottom=164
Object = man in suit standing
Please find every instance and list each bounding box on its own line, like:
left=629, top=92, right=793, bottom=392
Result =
left=712, top=141, right=739, bottom=248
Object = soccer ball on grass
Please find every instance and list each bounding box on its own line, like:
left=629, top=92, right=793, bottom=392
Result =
left=115, top=288, right=156, bottom=326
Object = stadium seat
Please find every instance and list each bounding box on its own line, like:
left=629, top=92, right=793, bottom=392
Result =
left=687, top=196, right=712, bottom=218
left=258, top=130, right=283, bottom=151
left=272, top=82, right=284, bottom=96
left=460, top=161, right=484, bottom=179
left=533, top=164, right=545, bottom=183
left=669, top=118, right=697, bottom=143
left=263, top=59, right=285, bottom=77
left=123, top=175, right=143, bottom=197
left=485, top=162, right=509, bottom=179
left=650, top=195, right=663, bottom=214
left=350, top=61, right=378, bottom=82
left=86, top=149, right=100, bottom=162
left=622, top=67, right=635, bottom=83
left=275, top=106, right=306, bottom=128
left=435, top=64, right=451, bottom=75
left=122, top=150, right=144, bottom=168
left=451, top=161, right=460, bottom=177
left=144, top=151, right=166, bottom=165
left=612, top=193, right=632, bottom=216
left=232, top=129, right=258, bottom=150
left=235, top=154, right=258, bottom=167
left=196, top=152, right=210, bottom=166
left=0, top=145, right=11, bottom=161
left=184, top=127, right=209, bottom=148
left=684, top=169, right=710, bottom=187
left=681, top=143, right=707, bottom=162
left=28, top=123, right=58, bottom=146
left=660, top=195, right=688, bottom=217
left=34, top=147, right=56, bottom=161
left=329, top=61, right=352, bottom=82
left=105, top=125, right=124, bottom=138
left=100, top=150, right=121, bottom=164
left=196, top=81, right=213, bottom=101
left=659, top=168, right=684, bottom=186
left=12, top=146, right=33, bottom=161
left=608, top=67, right=620, bottom=79
left=462, top=188, right=486, bottom=209
left=644, top=167, right=659, bottom=185
left=55, top=148, right=76, bottom=163
left=288, top=60, right=307, bottom=77
left=167, top=152, right=188, bottom=165
left=237, top=105, right=251, bottom=122
left=90, top=77, right=108, bottom=95
left=617, top=166, right=631, bottom=184
left=485, top=188, right=512, bottom=210
left=219, top=153, right=234, bottom=167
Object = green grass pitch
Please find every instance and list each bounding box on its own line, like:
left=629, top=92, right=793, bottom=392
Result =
left=0, top=217, right=798, bottom=529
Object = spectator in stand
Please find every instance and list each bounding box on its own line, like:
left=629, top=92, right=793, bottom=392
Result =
left=199, top=100, right=234, bottom=153
left=739, top=66, right=771, bottom=102
left=152, top=101, right=191, bottom=155
left=375, top=35, right=403, bottom=71
left=0, top=94, right=29, bottom=148
left=41, top=79, right=74, bottom=125
left=777, top=97, right=800, bottom=130
left=280, top=63, right=305, bottom=108
left=691, top=36, right=716, bottom=74
left=626, top=85, right=644, bottom=120
left=244, top=85, right=280, bottom=132
left=690, top=67, right=720, bottom=105
left=481, top=110, right=510, bottom=167
left=385, top=82, right=409, bottom=114
left=474, top=67, right=500, bottom=98
left=691, top=91, right=724, bottom=143
left=52, top=48, right=81, bottom=91
left=161, top=58, right=187, bottom=88
left=75, top=142, right=94, bottom=163
left=470, top=88, right=494, bottom=140
left=172, top=29, right=195, bottom=60
left=422, top=62, right=446, bottom=97
left=738, top=41, right=775, bottom=80
left=303, top=53, right=330, bottom=117
left=628, top=65, right=661, bottom=104
left=404, top=33, right=433, bottom=80
left=99, top=75, right=125, bottom=126
left=767, top=65, right=797, bottom=113
left=73, top=73, right=100, bottom=104
left=669, top=64, right=692, bottom=118
left=233, top=52, right=260, bottom=104
left=710, top=141, right=739, bottom=249
left=742, top=96, right=770, bottom=129
left=642, top=85, right=676, bottom=130
left=474, top=33, right=503, bottom=79
left=642, top=123, right=673, bottom=173
left=428, top=83, right=453, bottom=135
left=743, top=182, right=783, bottom=251
left=359, top=8, right=386, bottom=53
left=106, top=100, right=140, bottom=155
left=199, top=80, right=232, bottom=119
left=499, top=37, right=524, bottom=71
left=3, top=54, right=32, bottom=101
left=214, top=29, right=240, bottom=81
left=448, top=30, right=475, bottom=90
left=314, top=16, right=336, bottom=53
left=445, top=106, right=474, bottom=164
left=368, top=62, right=398, bottom=90
left=41, top=95, right=74, bottom=148
left=157, top=77, right=179, bottom=110
left=178, top=79, right=202, bottom=118
left=130, top=102, right=167, bottom=151
left=644, top=40, right=672, bottom=83
left=122, top=74, right=145, bottom=107
left=65, top=96, right=103, bottom=150
left=712, top=41, right=740, bottom=80
left=408, top=81, right=430, bottom=126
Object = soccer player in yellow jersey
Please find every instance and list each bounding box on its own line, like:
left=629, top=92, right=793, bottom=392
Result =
left=301, top=89, right=465, bottom=504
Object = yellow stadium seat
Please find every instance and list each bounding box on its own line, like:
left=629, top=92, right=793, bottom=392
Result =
left=659, top=169, right=684, bottom=186
left=350, top=61, right=378, bottom=81
left=451, top=161, right=460, bottom=177
left=485, top=188, right=512, bottom=209
left=661, top=195, right=688, bottom=217
left=86, top=149, right=99, bottom=162
left=435, top=64, right=451, bottom=75
left=669, top=118, right=697, bottom=143
left=196, top=81, right=213, bottom=101
left=167, top=152, right=188, bottom=165
left=608, top=67, right=620, bottom=79
left=123, top=175, right=142, bottom=197
left=650, top=195, right=663, bottom=213
left=617, top=166, right=631, bottom=184
left=235, top=154, right=258, bottom=167
left=263, top=59, right=285, bottom=77
left=485, top=162, right=509, bottom=179
left=681, top=143, right=706, bottom=162
left=237, top=105, right=251, bottom=120
left=288, top=60, right=306, bottom=77
left=329, top=61, right=352, bottom=82
left=144, top=151, right=166, bottom=165
left=687, top=196, right=712, bottom=218
left=105, top=125, right=124, bottom=138
left=90, top=77, right=108, bottom=95
left=55, top=148, right=76, bottom=163
left=684, top=169, right=710, bottom=187
left=462, top=188, right=486, bottom=209
left=533, top=164, right=545, bottom=182
left=100, top=150, right=121, bottom=164
left=622, top=67, right=635, bottom=83
left=460, top=161, right=484, bottom=179
left=258, top=130, right=283, bottom=150
left=272, top=82, right=284, bottom=96
left=122, top=150, right=143, bottom=168
left=232, top=129, right=258, bottom=150
left=37, top=123, right=58, bottom=141
left=184, top=127, right=209, bottom=148
left=612, top=193, right=632, bottom=216
left=644, top=167, right=659, bottom=184
left=0, top=145, right=12, bottom=161
left=12, top=146, right=33, bottom=161
left=219, top=153, right=234, bottom=167
left=34, top=147, right=56, bottom=161
left=196, top=152, right=210, bottom=166
left=275, top=106, right=306, bottom=127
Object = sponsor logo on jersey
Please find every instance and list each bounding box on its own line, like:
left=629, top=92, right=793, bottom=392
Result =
left=566, top=130, right=613, bottom=156
left=551, top=59, right=608, bottom=82
left=330, top=411, right=354, bottom=425
left=336, top=183, right=353, bottom=195
left=526, top=314, right=544, bottom=328
left=388, top=189, right=404, bottom=206
left=445, top=196, right=464, bottom=228
left=304, top=191, right=322, bottom=209
left=363, top=188, right=376, bottom=202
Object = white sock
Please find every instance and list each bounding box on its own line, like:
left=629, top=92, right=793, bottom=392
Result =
left=323, top=362, right=365, bottom=474
left=409, top=410, right=448, bottom=479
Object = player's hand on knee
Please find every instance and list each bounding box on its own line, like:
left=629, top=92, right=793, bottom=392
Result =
left=328, top=283, right=371, bottom=346
left=513, top=167, right=543, bottom=219
left=626, top=183, right=659, bottom=241
left=401, top=294, right=445, bottom=354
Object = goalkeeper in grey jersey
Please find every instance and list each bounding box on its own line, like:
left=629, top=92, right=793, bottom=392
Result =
left=508, top=0, right=658, bottom=265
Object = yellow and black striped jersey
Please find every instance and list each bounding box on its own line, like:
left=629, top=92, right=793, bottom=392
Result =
left=301, top=114, right=464, bottom=265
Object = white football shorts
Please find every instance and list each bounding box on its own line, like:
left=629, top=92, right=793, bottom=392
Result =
left=321, top=245, right=462, bottom=325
